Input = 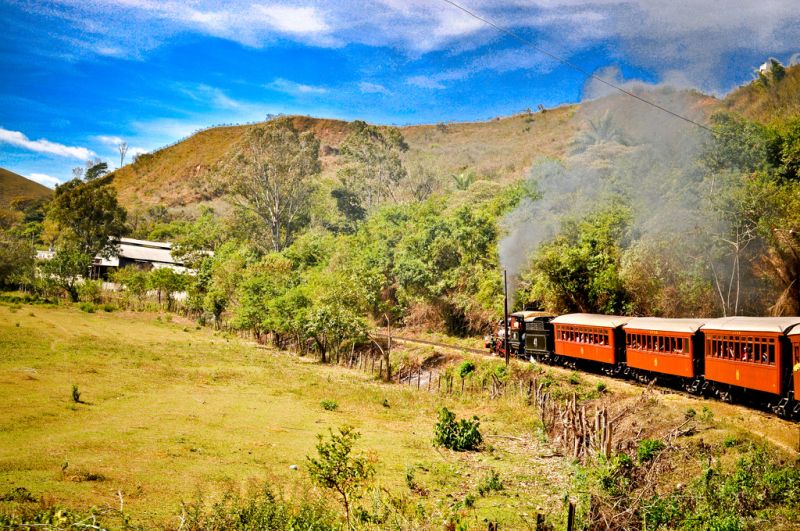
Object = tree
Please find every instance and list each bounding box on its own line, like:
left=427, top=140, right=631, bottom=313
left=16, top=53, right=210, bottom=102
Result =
left=84, top=161, right=109, bottom=181
left=221, top=118, right=321, bottom=252
left=45, top=179, right=127, bottom=259
left=0, top=232, right=34, bottom=289
left=117, top=141, right=129, bottom=167
left=334, top=120, right=408, bottom=217
left=306, top=426, right=375, bottom=528
left=38, top=243, right=91, bottom=301
left=148, top=267, right=186, bottom=310
left=110, top=266, right=150, bottom=309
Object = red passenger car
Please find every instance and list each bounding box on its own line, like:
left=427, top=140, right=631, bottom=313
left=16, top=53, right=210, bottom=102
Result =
left=551, top=314, right=629, bottom=367
left=623, top=318, right=706, bottom=384
left=700, top=317, right=800, bottom=404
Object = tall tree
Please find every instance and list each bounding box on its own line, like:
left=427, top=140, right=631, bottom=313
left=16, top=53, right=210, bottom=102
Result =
left=117, top=141, right=129, bottom=167
left=45, top=179, right=127, bottom=259
left=221, top=118, right=321, bottom=252
left=334, top=120, right=408, bottom=216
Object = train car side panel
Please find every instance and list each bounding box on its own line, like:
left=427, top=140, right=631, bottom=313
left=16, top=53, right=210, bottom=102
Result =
left=625, top=330, right=695, bottom=378
left=703, top=331, right=782, bottom=394
left=553, top=324, right=616, bottom=364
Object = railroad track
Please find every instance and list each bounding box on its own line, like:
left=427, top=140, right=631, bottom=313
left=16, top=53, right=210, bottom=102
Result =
left=373, top=334, right=488, bottom=356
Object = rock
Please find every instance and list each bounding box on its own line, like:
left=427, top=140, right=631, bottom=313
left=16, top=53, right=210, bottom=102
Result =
left=289, top=464, right=298, bottom=470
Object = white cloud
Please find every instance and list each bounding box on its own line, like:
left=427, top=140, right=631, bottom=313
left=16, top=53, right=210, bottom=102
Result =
left=28, top=173, right=63, bottom=188
left=267, top=78, right=328, bottom=95
left=406, top=76, right=446, bottom=90
left=95, top=135, right=124, bottom=146
left=359, top=82, right=390, bottom=94
left=0, top=127, right=95, bottom=160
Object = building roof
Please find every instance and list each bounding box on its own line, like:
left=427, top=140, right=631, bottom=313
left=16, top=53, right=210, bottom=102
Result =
left=95, top=238, right=181, bottom=267
left=551, top=313, right=629, bottom=328
left=624, top=317, right=707, bottom=334
left=701, top=316, right=800, bottom=334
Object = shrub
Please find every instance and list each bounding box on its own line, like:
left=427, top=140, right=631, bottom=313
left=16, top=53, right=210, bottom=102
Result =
left=596, top=381, right=607, bottom=393
left=321, top=399, right=338, bottom=411
left=78, top=302, right=95, bottom=313
left=102, top=303, right=115, bottom=312
left=77, top=279, right=102, bottom=303
left=685, top=408, right=697, bottom=419
left=71, top=384, right=81, bottom=403
left=637, top=439, right=665, bottom=463
left=433, top=407, right=482, bottom=451
left=477, top=470, right=504, bottom=496
left=568, top=371, right=582, bottom=385
left=458, top=361, right=476, bottom=379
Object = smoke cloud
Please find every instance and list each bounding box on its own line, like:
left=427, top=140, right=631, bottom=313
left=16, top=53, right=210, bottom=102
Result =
left=499, top=79, right=713, bottom=305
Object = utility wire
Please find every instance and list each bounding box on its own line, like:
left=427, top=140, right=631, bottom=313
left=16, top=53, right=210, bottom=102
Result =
left=438, top=0, right=715, bottom=134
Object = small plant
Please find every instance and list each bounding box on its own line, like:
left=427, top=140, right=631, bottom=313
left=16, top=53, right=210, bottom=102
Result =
left=596, top=381, right=607, bottom=393
left=381, top=398, right=390, bottom=408
left=477, top=469, right=504, bottom=496
left=701, top=405, right=715, bottom=422
left=458, top=361, right=476, bottom=379
left=462, top=493, right=476, bottom=509
left=494, top=364, right=507, bottom=380
left=71, top=384, right=82, bottom=404
left=684, top=407, right=697, bottom=419
left=78, top=302, right=95, bottom=313
left=433, top=407, right=482, bottom=452
left=568, top=371, right=581, bottom=385
left=102, top=304, right=115, bottom=312
left=723, top=435, right=739, bottom=448
left=307, top=426, right=375, bottom=528
left=320, top=399, right=338, bottom=411
left=637, top=439, right=665, bottom=463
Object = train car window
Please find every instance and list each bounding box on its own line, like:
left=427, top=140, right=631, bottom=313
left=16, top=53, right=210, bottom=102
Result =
left=768, top=342, right=775, bottom=365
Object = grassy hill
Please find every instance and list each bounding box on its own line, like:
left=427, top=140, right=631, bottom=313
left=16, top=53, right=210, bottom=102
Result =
left=0, top=167, right=52, bottom=208
left=108, top=107, right=579, bottom=211
left=106, top=65, right=798, bottom=214
left=720, top=63, right=800, bottom=123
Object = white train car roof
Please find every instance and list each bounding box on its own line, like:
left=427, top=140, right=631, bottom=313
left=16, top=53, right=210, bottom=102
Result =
left=789, top=325, right=800, bottom=337
left=624, top=317, right=707, bottom=334
left=701, top=316, right=800, bottom=334
left=551, top=313, right=629, bottom=329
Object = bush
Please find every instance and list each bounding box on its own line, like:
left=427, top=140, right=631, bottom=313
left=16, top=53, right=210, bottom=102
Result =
left=637, top=439, right=665, bottom=463
left=78, top=302, right=95, bottom=313
left=458, top=361, right=476, bottom=379
left=77, top=279, right=103, bottom=303
left=477, top=470, right=504, bottom=496
left=433, top=407, right=482, bottom=451
left=102, top=303, right=115, bottom=312
left=596, top=381, right=607, bottom=393
left=321, top=399, right=338, bottom=411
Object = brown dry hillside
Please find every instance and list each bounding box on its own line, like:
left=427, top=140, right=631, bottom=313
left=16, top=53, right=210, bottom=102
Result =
left=720, top=63, right=800, bottom=123
left=0, top=167, right=52, bottom=208
left=109, top=107, right=579, bottom=211
left=107, top=67, right=796, bottom=214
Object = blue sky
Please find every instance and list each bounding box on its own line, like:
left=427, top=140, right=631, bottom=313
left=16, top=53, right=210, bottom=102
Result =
left=1, top=0, right=798, bottom=188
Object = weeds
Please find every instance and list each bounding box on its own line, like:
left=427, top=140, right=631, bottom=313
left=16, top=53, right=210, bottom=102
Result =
left=477, top=469, right=504, bottom=496
left=320, top=399, right=338, bottom=411
left=433, top=407, right=482, bottom=451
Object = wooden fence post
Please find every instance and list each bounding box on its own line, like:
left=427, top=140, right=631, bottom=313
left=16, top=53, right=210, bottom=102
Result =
left=428, top=371, right=432, bottom=391
left=417, top=368, right=421, bottom=389
left=535, top=513, right=544, bottom=531
left=566, top=500, right=575, bottom=531
left=379, top=358, right=384, bottom=380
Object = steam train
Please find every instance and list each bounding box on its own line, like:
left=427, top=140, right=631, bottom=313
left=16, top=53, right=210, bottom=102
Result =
left=485, top=312, right=800, bottom=418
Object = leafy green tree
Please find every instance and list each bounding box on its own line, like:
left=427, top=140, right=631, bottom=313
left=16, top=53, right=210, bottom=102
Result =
left=307, top=426, right=375, bottom=528
left=0, top=232, right=34, bottom=289
left=45, top=178, right=127, bottom=258
left=220, top=118, right=321, bottom=252
left=84, top=161, right=109, bottom=181
left=110, top=266, right=150, bottom=309
left=38, top=243, right=92, bottom=301
left=148, top=267, right=186, bottom=310
left=334, top=120, right=408, bottom=219
left=522, top=205, right=632, bottom=314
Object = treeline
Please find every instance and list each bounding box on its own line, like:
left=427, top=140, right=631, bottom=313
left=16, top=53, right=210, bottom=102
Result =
left=2, top=110, right=799, bottom=344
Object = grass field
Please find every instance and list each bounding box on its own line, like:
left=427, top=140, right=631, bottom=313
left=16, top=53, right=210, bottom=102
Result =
left=0, top=303, right=576, bottom=528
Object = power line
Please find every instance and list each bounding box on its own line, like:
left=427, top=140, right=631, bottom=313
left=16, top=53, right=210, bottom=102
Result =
left=438, top=0, right=714, bottom=133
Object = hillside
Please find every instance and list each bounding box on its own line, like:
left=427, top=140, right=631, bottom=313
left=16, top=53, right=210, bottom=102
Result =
left=720, top=63, right=800, bottom=123
left=0, top=167, right=52, bottom=208
left=108, top=106, right=579, bottom=211
left=106, top=65, right=798, bottom=214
